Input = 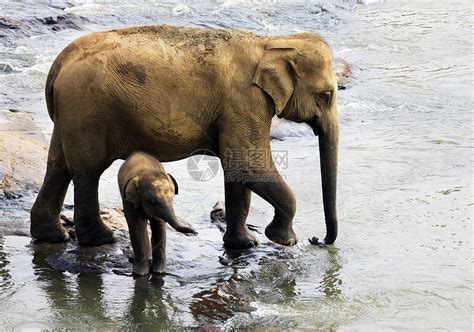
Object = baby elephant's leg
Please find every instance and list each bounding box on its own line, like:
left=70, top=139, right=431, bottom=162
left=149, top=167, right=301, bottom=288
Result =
left=124, top=201, right=151, bottom=275
left=150, top=218, right=167, bottom=274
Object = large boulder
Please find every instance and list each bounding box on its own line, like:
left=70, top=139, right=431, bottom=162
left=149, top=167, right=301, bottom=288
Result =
left=0, top=110, right=48, bottom=199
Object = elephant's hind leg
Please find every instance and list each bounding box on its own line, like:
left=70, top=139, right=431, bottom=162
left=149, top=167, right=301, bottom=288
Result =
left=30, top=126, right=71, bottom=242
left=60, top=115, right=116, bottom=246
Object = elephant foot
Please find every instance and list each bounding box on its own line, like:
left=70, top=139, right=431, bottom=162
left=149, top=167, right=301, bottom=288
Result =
left=265, top=221, right=298, bottom=246
left=133, top=258, right=151, bottom=276
left=30, top=217, right=70, bottom=242
left=151, top=259, right=166, bottom=274
left=223, top=228, right=259, bottom=249
left=76, top=219, right=116, bottom=246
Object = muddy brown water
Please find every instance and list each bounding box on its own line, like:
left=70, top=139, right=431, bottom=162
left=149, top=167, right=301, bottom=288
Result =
left=0, top=0, right=472, bottom=330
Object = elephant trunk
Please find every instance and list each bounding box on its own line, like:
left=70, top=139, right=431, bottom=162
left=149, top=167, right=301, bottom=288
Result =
left=160, top=208, right=197, bottom=235
left=312, top=107, right=339, bottom=245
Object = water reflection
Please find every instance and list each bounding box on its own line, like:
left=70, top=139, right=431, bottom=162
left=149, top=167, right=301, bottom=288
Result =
left=31, top=241, right=72, bottom=313
left=30, top=240, right=172, bottom=328
left=25, top=233, right=346, bottom=329
left=76, top=274, right=111, bottom=324
left=122, top=276, right=170, bottom=330
left=318, top=246, right=343, bottom=299
left=31, top=241, right=112, bottom=326
left=0, top=237, right=13, bottom=299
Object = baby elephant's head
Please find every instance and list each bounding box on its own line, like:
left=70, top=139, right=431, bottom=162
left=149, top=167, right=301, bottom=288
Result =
left=124, top=172, right=196, bottom=234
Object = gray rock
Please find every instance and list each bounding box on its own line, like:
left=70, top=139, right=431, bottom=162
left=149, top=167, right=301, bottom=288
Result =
left=334, top=57, right=354, bottom=90
left=0, top=13, right=89, bottom=39
left=31, top=208, right=134, bottom=275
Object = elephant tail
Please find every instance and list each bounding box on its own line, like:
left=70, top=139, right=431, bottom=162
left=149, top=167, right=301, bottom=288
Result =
left=45, top=57, right=61, bottom=122
left=45, top=39, right=79, bottom=122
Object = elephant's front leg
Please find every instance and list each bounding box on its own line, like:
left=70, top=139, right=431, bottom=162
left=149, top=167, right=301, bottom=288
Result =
left=123, top=201, right=152, bottom=276
left=245, top=167, right=297, bottom=246
left=150, top=218, right=167, bottom=274
left=221, top=144, right=297, bottom=246
left=222, top=181, right=258, bottom=249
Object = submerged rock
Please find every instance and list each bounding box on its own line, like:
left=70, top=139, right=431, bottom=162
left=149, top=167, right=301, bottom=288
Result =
left=0, top=17, right=29, bottom=31
left=33, top=13, right=89, bottom=32
left=31, top=208, right=134, bottom=275
left=191, top=277, right=255, bottom=322
left=0, top=64, right=14, bottom=73
left=40, top=231, right=132, bottom=275
left=0, top=13, right=88, bottom=39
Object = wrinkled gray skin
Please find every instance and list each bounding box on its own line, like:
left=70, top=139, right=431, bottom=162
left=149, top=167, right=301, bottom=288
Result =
left=30, top=25, right=339, bottom=249
left=118, top=152, right=197, bottom=275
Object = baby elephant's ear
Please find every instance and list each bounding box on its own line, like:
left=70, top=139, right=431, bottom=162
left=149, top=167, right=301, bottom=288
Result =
left=167, top=173, right=179, bottom=195
left=125, top=176, right=140, bottom=209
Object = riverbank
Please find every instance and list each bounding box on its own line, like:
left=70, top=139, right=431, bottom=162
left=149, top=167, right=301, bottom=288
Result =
left=0, top=110, right=47, bottom=199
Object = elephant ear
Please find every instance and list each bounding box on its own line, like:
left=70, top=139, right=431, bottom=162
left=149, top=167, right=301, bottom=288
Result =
left=252, top=47, right=302, bottom=117
left=167, top=173, right=179, bottom=195
left=124, top=176, right=140, bottom=209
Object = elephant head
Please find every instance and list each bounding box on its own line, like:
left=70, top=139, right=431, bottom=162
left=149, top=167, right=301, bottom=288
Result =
left=253, top=34, right=339, bottom=244
left=124, top=173, right=197, bottom=235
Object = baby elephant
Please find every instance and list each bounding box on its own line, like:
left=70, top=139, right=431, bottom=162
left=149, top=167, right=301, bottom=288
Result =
left=118, top=152, right=197, bottom=275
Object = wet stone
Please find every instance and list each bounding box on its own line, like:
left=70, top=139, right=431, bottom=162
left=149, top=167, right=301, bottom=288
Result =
left=35, top=230, right=133, bottom=275
left=0, top=207, right=132, bottom=275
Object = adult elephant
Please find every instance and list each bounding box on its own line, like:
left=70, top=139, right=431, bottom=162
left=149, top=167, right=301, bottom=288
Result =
left=30, top=25, right=339, bottom=249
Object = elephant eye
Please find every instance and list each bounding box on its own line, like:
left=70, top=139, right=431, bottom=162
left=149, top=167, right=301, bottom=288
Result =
left=149, top=198, right=158, bottom=205
left=319, top=92, right=332, bottom=106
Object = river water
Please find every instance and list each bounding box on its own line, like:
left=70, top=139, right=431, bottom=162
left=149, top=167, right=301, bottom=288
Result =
left=0, top=0, right=472, bottom=330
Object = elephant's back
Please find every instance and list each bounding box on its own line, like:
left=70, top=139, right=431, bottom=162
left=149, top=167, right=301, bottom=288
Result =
left=57, top=25, right=259, bottom=64
left=52, top=25, right=261, bottom=91
left=110, top=25, right=258, bottom=49
left=107, top=25, right=261, bottom=66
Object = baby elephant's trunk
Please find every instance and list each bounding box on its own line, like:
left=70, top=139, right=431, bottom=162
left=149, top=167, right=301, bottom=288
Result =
left=162, top=210, right=197, bottom=235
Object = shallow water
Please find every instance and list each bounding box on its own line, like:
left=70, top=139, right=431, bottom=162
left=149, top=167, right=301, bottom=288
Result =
left=0, top=0, right=473, bottom=330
